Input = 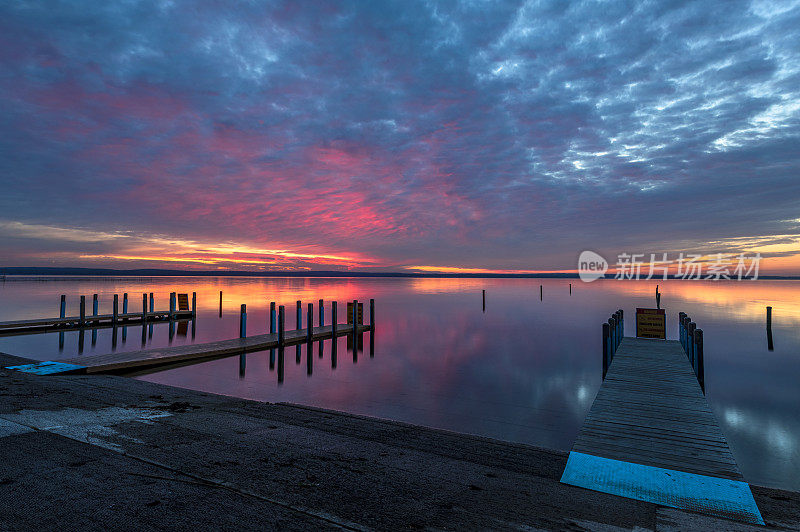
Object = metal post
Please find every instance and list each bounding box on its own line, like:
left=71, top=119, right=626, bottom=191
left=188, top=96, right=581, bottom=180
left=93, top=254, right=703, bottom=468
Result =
left=695, top=329, right=705, bottom=394
left=602, top=322, right=610, bottom=379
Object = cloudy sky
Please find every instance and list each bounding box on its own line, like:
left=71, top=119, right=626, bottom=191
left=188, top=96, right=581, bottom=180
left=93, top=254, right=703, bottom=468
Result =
left=1, top=0, right=799, bottom=273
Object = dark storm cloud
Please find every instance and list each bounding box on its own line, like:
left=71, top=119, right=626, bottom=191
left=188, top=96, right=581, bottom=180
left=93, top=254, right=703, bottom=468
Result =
left=0, top=0, right=798, bottom=271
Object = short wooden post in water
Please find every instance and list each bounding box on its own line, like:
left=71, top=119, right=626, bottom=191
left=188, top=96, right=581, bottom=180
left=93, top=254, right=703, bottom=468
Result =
left=766, top=306, right=774, bottom=351
left=695, top=328, right=705, bottom=394
left=278, top=305, right=285, bottom=346
left=60, top=295, right=66, bottom=319
left=239, top=304, right=247, bottom=338
left=569, top=283, right=572, bottom=295
left=602, top=322, right=610, bottom=379
left=540, top=285, right=543, bottom=301
left=296, top=301, right=302, bottom=330
left=369, top=298, right=375, bottom=329
left=331, top=301, right=338, bottom=337
left=307, top=303, right=313, bottom=344
left=123, top=293, right=128, bottom=315
left=191, top=292, right=196, bottom=318
left=113, top=294, right=119, bottom=324
left=269, top=302, right=276, bottom=368
left=92, top=294, right=98, bottom=318
left=80, top=296, right=86, bottom=326
left=482, top=289, right=485, bottom=312
left=219, top=291, right=223, bottom=317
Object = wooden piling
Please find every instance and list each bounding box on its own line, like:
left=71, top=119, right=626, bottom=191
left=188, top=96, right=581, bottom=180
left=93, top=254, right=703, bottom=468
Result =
left=278, top=305, right=285, bottom=345
left=540, top=285, right=543, bottom=300
left=482, top=289, right=485, bottom=312
left=332, top=301, right=338, bottom=338
left=767, top=306, right=774, bottom=351
left=191, top=292, right=196, bottom=317
left=239, top=304, right=247, bottom=338
left=608, top=317, right=616, bottom=354
left=695, top=328, right=705, bottom=393
left=296, top=301, right=302, bottom=330
left=369, top=298, right=375, bottom=329
left=269, top=302, right=276, bottom=334
left=123, top=293, right=128, bottom=315
left=352, top=299, right=358, bottom=352
left=687, top=321, right=696, bottom=367
left=60, top=295, right=66, bottom=319
left=569, top=283, right=572, bottom=295
left=766, top=306, right=772, bottom=328
left=92, top=294, right=98, bottom=317
left=169, top=292, right=176, bottom=320
left=678, top=312, right=686, bottom=348
left=307, top=303, right=313, bottom=344
left=602, top=322, right=610, bottom=379
left=149, top=293, right=154, bottom=313
left=113, top=294, right=119, bottom=324
left=219, top=291, right=222, bottom=317
left=80, top=296, right=86, bottom=326
left=142, top=294, right=147, bottom=323
left=319, top=299, right=324, bottom=327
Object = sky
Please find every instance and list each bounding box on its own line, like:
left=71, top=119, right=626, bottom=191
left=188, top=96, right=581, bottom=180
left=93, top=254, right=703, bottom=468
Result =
left=1, top=0, right=799, bottom=274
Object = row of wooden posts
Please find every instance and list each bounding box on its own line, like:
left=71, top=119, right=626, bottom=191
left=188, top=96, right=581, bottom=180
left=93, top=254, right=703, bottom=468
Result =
left=601, top=310, right=624, bottom=379
left=235, top=298, right=375, bottom=343
left=679, top=312, right=705, bottom=394
left=60, top=292, right=196, bottom=326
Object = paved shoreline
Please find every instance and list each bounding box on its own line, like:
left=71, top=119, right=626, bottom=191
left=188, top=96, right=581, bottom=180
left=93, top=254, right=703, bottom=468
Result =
left=0, top=352, right=798, bottom=531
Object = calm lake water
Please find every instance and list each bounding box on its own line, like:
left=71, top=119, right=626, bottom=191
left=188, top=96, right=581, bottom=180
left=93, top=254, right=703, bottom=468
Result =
left=0, top=276, right=798, bottom=491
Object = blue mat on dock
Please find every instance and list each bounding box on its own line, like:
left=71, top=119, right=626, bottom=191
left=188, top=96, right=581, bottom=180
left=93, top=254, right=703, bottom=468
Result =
left=560, top=451, right=764, bottom=525
left=6, top=361, right=86, bottom=375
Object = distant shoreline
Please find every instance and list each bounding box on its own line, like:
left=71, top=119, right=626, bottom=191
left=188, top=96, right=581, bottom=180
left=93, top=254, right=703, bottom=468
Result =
left=0, top=267, right=798, bottom=280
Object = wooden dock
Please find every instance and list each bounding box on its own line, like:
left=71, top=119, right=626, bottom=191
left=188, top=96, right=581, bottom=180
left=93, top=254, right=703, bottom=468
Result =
left=0, top=311, right=193, bottom=336
left=562, top=333, right=764, bottom=524
left=54, top=323, right=371, bottom=374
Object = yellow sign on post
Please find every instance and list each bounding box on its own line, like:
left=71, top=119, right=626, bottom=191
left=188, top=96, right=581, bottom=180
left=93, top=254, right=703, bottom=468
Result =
left=346, top=302, right=363, bottom=324
left=636, top=308, right=666, bottom=339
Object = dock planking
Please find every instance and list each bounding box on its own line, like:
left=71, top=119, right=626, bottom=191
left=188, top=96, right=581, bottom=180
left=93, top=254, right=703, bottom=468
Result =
left=55, top=323, right=371, bottom=374
left=561, top=336, right=764, bottom=524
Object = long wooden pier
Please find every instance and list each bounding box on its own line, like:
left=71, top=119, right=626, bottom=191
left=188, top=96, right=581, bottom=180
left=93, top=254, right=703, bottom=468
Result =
left=0, top=292, right=194, bottom=336
left=6, top=298, right=375, bottom=376
left=561, top=313, right=764, bottom=524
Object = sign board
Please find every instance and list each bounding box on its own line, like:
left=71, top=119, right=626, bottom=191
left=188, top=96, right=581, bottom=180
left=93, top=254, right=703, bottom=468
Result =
left=636, top=308, right=665, bottom=339
left=346, top=302, right=363, bottom=325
